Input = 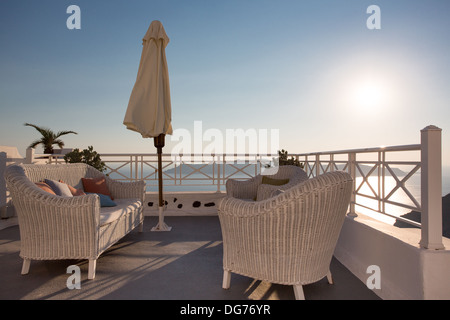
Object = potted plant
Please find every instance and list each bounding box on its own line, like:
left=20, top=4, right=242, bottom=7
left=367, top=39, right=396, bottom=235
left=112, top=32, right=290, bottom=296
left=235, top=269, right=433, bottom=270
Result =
left=24, top=123, right=77, bottom=154
left=278, top=149, right=304, bottom=168
left=64, top=146, right=106, bottom=172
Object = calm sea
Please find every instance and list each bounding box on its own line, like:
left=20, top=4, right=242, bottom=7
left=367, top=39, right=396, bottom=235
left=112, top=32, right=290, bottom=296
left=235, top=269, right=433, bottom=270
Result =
left=107, top=164, right=450, bottom=197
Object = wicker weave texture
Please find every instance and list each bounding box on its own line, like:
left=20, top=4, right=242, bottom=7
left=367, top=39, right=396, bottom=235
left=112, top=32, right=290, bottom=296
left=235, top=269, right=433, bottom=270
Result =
left=218, top=171, right=353, bottom=286
left=225, top=165, right=308, bottom=200
left=4, top=163, right=145, bottom=262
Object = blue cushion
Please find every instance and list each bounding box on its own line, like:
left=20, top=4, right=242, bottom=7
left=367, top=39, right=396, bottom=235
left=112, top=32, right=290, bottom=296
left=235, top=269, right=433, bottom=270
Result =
left=44, top=179, right=73, bottom=197
left=87, top=192, right=117, bottom=207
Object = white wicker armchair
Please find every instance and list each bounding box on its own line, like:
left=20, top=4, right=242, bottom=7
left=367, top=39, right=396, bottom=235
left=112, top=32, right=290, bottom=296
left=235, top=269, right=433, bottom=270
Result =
left=4, top=163, right=145, bottom=279
left=226, top=165, right=308, bottom=201
left=218, top=171, right=353, bottom=299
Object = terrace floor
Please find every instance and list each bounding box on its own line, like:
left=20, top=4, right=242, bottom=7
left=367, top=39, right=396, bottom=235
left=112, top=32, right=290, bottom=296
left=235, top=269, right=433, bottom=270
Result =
left=0, top=216, right=380, bottom=301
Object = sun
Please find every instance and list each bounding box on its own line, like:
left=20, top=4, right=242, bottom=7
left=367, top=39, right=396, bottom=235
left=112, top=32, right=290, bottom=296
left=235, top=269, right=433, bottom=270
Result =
left=351, top=79, right=388, bottom=112
left=353, top=81, right=386, bottom=110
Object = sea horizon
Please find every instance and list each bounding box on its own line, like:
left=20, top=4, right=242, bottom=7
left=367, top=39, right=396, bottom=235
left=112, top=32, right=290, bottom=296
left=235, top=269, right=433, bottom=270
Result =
left=105, top=161, right=450, bottom=196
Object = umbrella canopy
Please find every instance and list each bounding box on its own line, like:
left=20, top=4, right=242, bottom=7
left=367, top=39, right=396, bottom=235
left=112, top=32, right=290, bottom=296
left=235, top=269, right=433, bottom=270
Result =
left=124, top=20, right=172, bottom=138
left=124, top=20, right=173, bottom=231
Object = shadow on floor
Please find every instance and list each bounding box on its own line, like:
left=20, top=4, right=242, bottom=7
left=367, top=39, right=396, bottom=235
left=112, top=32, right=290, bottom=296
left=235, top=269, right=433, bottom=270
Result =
left=0, top=216, right=380, bottom=300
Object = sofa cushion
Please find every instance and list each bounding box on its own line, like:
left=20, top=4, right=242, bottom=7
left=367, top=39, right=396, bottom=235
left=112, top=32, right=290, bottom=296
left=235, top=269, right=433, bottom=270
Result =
left=99, top=198, right=142, bottom=226
left=45, top=179, right=73, bottom=197
left=261, top=176, right=289, bottom=186
left=35, top=182, right=56, bottom=195
left=82, top=176, right=114, bottom=200
left=86, top=192, right=117, bottom=207
left=59, top=180, right=86, bottom=196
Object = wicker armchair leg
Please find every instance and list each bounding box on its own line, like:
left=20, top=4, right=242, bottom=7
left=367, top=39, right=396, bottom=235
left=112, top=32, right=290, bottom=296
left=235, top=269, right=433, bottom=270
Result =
left=293, top=285, right=305, bottom=300
left=327, top=270, right=333, bottom=284
left=222, top=270, right=231, bottom=289
left=21, top=258, right=31, bottom=275
left=138, top=221, right=144, bottom=233
left=88, top=259, right=97, bottom=280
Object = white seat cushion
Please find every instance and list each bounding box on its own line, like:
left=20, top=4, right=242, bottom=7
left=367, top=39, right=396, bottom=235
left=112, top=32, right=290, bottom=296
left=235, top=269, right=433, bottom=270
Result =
left=99, top=198, right=142, bottom=226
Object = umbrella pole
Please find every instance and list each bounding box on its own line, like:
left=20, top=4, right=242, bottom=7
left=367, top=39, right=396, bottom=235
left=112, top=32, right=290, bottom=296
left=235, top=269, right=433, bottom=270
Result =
left=151, top=134, right=172, bottom=232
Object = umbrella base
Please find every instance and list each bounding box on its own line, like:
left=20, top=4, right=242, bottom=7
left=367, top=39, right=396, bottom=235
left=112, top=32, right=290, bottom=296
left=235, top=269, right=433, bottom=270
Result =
left=151, top=223, right=172, bottom=232
left=151, top=206, right=172, bottom=232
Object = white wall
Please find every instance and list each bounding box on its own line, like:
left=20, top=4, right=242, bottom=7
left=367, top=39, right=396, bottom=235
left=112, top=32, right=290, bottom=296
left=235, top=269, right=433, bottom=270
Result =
left=144, top=191, right=226, bottom=216
left=335, top=213, right=450, bottom=300
left=0, top=146, right=24, bottom=218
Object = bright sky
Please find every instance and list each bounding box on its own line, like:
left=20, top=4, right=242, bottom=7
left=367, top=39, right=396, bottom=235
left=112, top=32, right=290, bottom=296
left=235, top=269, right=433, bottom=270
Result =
left=1, top=0, right=450, bottom=165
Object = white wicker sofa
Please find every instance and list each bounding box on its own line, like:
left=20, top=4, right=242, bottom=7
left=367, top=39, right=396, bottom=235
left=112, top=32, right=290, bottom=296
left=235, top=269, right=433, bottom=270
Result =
left=218, top=171, right=353, bottom=299
left=4, top=163, right=145, bottom=279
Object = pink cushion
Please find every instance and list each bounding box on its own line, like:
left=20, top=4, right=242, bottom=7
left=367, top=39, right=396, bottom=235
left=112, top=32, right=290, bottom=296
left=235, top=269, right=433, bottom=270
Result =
left=35, top=182, right=56, bottom=195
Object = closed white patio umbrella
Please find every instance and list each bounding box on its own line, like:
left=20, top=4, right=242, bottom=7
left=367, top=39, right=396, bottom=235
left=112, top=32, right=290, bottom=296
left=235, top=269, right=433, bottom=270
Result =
left=124, top=20, right=172, bottom=231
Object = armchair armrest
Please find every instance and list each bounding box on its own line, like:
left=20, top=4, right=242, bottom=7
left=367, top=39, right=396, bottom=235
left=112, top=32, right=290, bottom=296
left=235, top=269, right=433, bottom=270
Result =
left=218, top=193, right=284, bottom=217
left=225, top=175, right=262, bottom=200
left=218, top=193, right=296, bottom=279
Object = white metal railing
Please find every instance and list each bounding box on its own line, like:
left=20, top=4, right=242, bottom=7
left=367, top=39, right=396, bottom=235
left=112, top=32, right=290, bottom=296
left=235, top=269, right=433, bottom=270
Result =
left=292, top=144, right=422, bottom=228
left=100, top=153, right=233, bottom=191
left=44, top=153, right=274, bottom=193
left=293, top=125, right=444, bottom=250
left=22, top=125, right=444, bottom=249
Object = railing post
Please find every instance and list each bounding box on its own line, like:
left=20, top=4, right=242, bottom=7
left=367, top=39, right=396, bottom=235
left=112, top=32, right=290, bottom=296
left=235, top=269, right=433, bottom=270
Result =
left=381, top=150, right=386, bottom=214
left=222, top=154, right=226, bottom=192
left=140, top=155, right=143, bottom=181
left=135, top=155, right=138, bottom=181
left=348, top=152, right=357, bottom=217
left=305, top=155, right=309, bottom=176
left=214, top=154, right=221, bottom=193
left=419, top=125, right=444, bottom=250
left=0, top=152, right=6, bottom=218
left=25, top=148, right=35, bottom=164
left=315, top=154, right=320, bottom=177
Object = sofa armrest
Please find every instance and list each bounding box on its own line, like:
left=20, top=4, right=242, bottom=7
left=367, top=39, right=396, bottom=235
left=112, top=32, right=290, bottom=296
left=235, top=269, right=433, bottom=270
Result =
left=106, top=179, right=146, bottom=202
left=9, top=180, right=102, bottom=259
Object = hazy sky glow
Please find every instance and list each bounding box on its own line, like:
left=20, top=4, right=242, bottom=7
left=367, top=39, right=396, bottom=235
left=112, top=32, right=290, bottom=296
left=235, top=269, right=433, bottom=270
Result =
left=1, top=0, right=450, bottom=164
